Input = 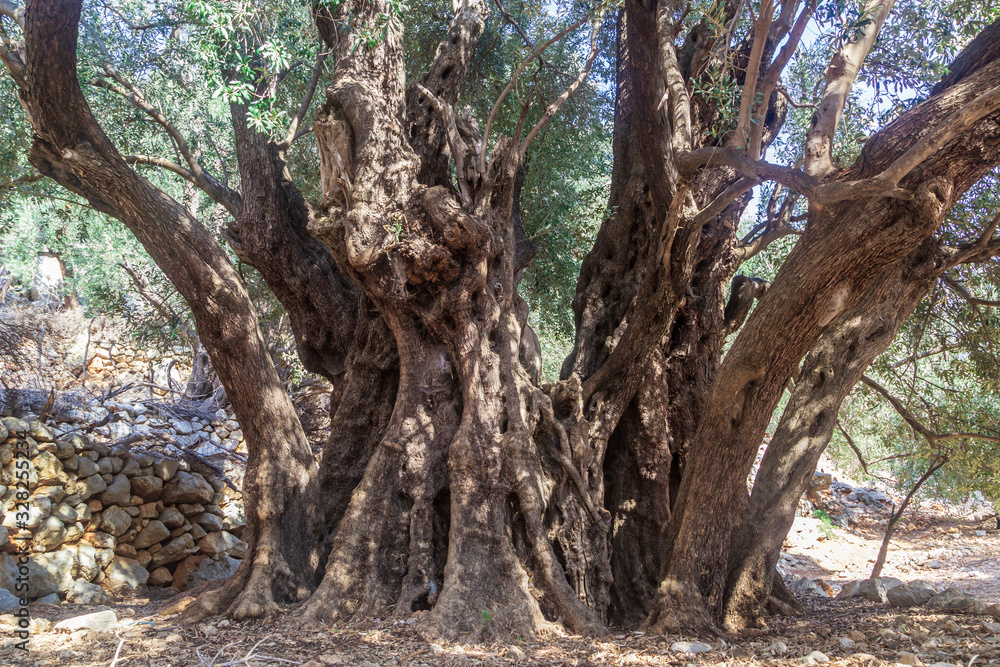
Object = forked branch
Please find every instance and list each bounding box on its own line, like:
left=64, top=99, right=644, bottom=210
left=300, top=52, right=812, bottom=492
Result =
left=519, top=12, right=604, bottom=157
left=92, top=68, right=242, bottom=216
left=942, top=275, right=1000, bottom=308
left=479, top=4, right=605, bottom=174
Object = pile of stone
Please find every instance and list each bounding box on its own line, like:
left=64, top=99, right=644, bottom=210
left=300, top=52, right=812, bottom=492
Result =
left=0, top=416, right=246, bottom=609
left=836, top=577, right=1000, bottom=616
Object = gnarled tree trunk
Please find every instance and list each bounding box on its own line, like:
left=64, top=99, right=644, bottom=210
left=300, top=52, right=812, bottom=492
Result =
left=10, top=0, right=325, bottom=620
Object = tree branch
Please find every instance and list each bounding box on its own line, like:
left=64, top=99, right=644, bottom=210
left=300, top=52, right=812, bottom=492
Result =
left=92, top=68, right=242, bottom=216
left=804, top=0, right=896, bottom=178
left=0, top=0, right=24, bottom=28
left=519, top=12, right=604, bottom=157
left=282, top=50, right=327, bottom=149
left=480, top=6, right=601, bottom=174
left=861, top=374, right=1000, bottom=446
left=836, top=419, right=868, bottom=474
left=683, top=79, right=1000, bottom=205
left=124, top=154, right=194, bottom=182
left=0, top=169, right=42, bottom=189
left=889, top=343, right=961, bottom=368
left=942, top=274, right=1000, bottom=307
left=747, top=0, right=815, bottom=158
left=730, top=0, right=773, bottom=151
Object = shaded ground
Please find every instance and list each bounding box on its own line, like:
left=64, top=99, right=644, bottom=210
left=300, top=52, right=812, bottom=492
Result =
left=3, top=505, right=999, bottom=667
left=2, top=589, right=1000, bottom=666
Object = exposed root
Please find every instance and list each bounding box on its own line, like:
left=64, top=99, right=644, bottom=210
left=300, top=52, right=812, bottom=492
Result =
left=177, top=559, right=255, bottom=623
left=644, top=578, right=722, bottom=636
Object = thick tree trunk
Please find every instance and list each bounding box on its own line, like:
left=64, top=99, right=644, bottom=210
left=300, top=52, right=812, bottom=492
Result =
left=14, top=0, right=325, bottom=619
left=722, top=238, right=945, bottom=631
left=302, top=0, right=606, bottom=641
left=648, top=45, right=1000, bottom=632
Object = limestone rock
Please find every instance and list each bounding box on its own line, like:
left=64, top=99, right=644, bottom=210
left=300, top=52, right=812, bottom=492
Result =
left=68, top=542, right=100, bottom=581
left=129, top=476, right=163, bottom=501
left=193, top=512, right=224, bottom=533
left=34, top=516, right=66, bottom=550
left=859, top=578, right=904, bottom=603
left=75, top=457, right=100, bottom=479
left=94, top=548, right=114, bottom=570
left=99, top=474, right=131, bottom=506
left=104, top=556, right=149, bottom=593
left=133, top=520, right=170, bottom=550
left=100, top=506, right=131, bottom=537
left=28, top=421, right=55, bottom=442
left=153, top=459, right=180, bottom=482
left=198, top=531, right=247, bottom=558
left=0, top=588, right=18, bottom=611
left=54, top=610, right=117, bottom=632
left=34, top=549, right=76, bottom=593
left=147, top=566, right=173, bottom=587
left=671, top=642, right=712, bottom=655
left=162, top=471, right=213, bottom=505
left=171, top=555, right=206, bottom=590
left=67, top=580, right=110, bottom=605
left=159, top=506, right=185, bottom=529
left=926, top=588, right=987, bottom=613
left=75, top=474, right=106, bottom=500
left=51, top=502, right=79, bottom=524
left=187, top=556, right=240, bottom=590
left=151, top=533, right=197, bottom=568
left=887, top=581, right=936, bottom=608
left=33, top=451, right=65, bottom=484
left=82, top=531, right=116, bottom=550
left=0, top=553, right=58, bottom=599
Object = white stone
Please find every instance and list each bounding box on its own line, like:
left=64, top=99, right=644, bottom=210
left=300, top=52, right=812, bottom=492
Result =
left=54, top=610, right=118, bottom=632
left=671, top=641, right=712, bottom=654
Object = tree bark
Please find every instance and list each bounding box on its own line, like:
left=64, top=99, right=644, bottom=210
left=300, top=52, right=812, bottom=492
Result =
left=12, top=0, right=325, bottom=619
left=722, top=238, right=946, bottom=632
left=648, top=37, right=1000, bottom=632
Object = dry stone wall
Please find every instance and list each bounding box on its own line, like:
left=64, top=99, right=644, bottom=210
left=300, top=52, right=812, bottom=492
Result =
left=0, top=415, right=246, bottom=608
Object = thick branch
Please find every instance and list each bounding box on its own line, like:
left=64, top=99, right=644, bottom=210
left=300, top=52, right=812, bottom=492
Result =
left=803, top=0, right=896, bottom=178
left=0, top=0, right=24, bottom=27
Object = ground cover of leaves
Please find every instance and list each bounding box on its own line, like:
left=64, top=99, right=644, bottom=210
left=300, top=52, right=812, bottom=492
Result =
left=1, top=512, right=997, bottom=667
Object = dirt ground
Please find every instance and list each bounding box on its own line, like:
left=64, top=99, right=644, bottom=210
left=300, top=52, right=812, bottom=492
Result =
left=2, top=508, right=997, bottom=667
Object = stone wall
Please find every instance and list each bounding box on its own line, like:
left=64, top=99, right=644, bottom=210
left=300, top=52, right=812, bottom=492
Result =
left=0, top=416, right=246, bottom=607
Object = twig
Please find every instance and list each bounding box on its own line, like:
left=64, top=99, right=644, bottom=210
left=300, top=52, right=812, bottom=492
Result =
left=519, top=12, right=604, bottom=157
left=836, top=419, right=868, bottom=474
left=108, top=634, right=127, bottom=667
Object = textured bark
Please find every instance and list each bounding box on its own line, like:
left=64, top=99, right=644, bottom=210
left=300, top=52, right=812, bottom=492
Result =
left=13, top=0, right=325, bottom=620
left=228, top=100, right=362, bottom=382
left=722, top=238, right=946, bottom=632
left=649, top=37, right=1000, bottom=632
left=574, top=3, right=784, bottom=625
left=301, top=0, right=609, bottom=642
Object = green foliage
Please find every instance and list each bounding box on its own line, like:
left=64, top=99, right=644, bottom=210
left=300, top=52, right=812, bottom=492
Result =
left=812, top=509, right=838, bottom=540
